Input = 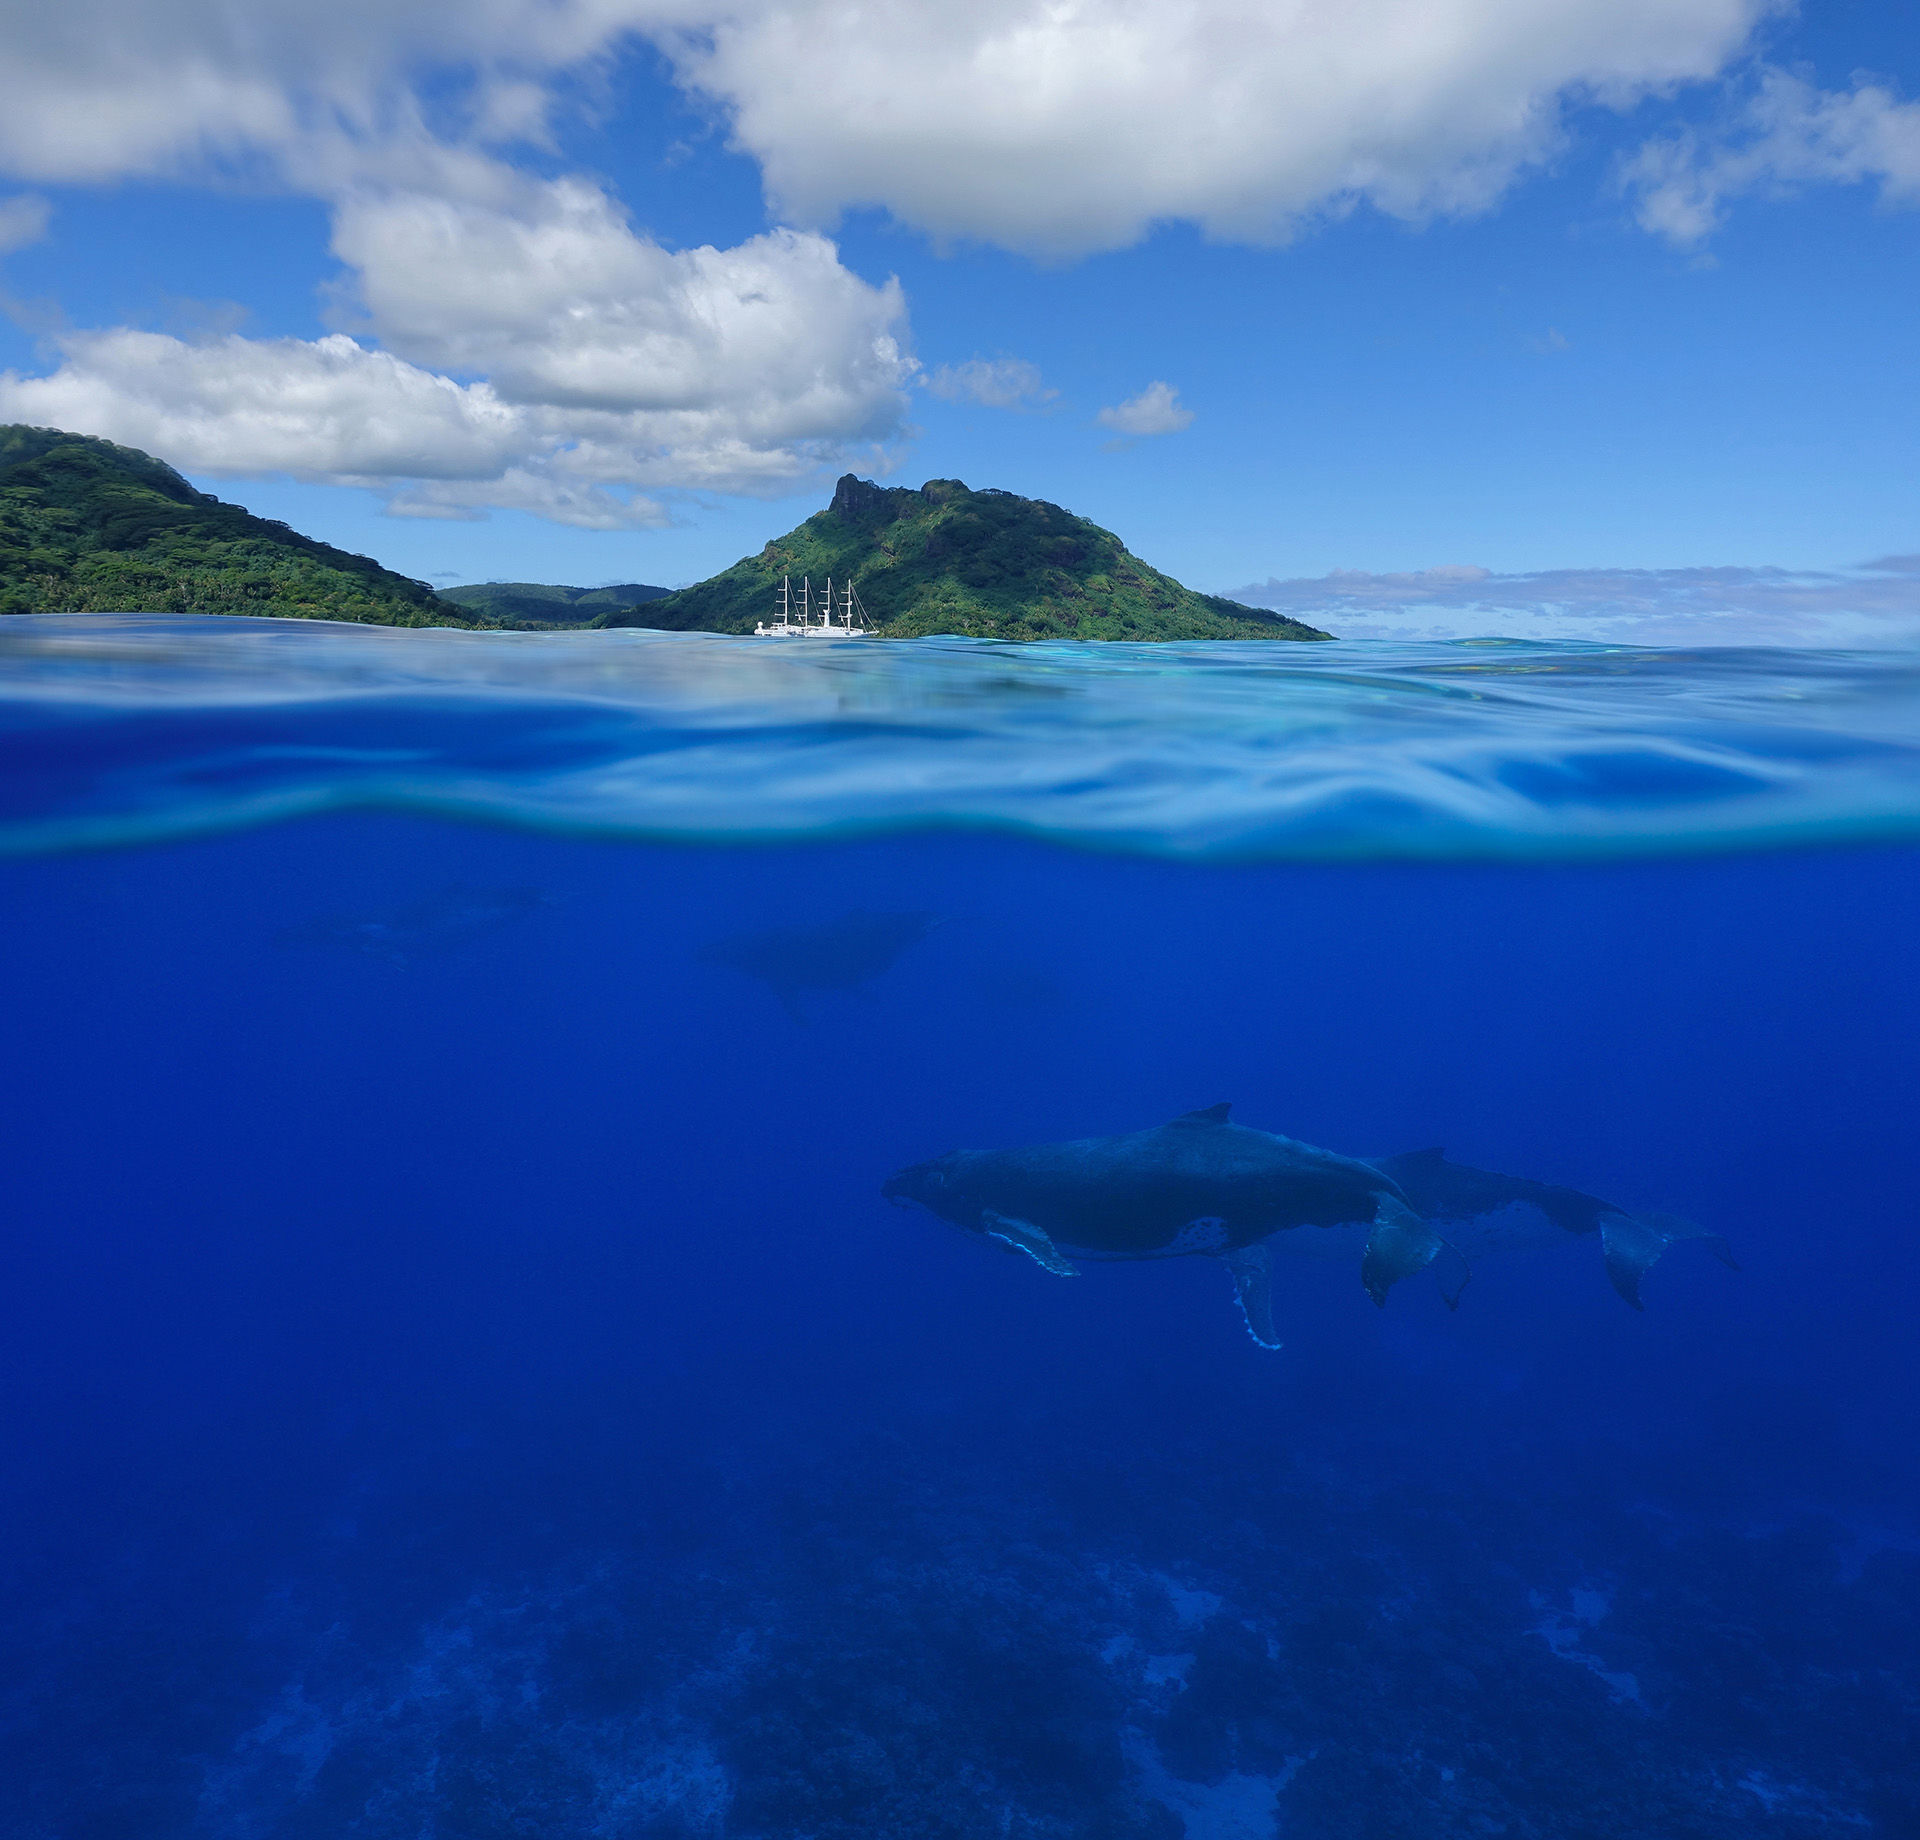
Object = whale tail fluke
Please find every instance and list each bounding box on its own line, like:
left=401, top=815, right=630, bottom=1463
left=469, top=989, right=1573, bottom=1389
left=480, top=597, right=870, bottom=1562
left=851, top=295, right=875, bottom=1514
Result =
left=1363, top=1196, right=1471, bottom=1309
left=1601, top=1209, right=1739, bottom=1310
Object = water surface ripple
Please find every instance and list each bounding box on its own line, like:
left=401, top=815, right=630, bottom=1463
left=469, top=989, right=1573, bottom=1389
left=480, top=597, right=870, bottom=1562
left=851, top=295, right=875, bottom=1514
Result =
left=4, top=613, right=1919, bottom=859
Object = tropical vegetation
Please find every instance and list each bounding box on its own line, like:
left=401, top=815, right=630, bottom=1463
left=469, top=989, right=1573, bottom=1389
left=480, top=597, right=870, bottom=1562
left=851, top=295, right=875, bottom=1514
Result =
left=596, top=475, right=1331, bottom=641
left=0, top=425, right=458, bottom=624
left=436, top=580, right=670, bottom=624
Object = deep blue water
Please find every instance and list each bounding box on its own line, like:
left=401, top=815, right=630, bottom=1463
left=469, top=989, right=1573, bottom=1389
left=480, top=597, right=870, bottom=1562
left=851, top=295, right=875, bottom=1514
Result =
left=3, top=616, right=1918, bottom=1839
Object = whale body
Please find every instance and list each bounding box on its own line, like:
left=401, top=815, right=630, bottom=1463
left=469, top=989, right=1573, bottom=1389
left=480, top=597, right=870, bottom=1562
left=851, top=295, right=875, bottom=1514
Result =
left=883, top=1104, right=1467, bottom=1348
left=883, top=1105, right=1734, bottom=1349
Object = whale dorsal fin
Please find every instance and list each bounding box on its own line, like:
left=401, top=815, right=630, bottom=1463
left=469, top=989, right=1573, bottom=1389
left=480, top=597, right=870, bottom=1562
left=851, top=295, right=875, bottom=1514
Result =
left=1174, top=1102, right=1232, bottom=1125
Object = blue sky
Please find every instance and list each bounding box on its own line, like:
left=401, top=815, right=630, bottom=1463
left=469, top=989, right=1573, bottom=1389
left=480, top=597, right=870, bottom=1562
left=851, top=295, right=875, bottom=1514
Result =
left=0, top=0, right=1915, bottom=640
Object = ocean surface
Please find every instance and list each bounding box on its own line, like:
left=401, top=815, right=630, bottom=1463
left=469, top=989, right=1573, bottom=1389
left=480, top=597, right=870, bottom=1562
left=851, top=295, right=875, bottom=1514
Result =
left=2, top=613, right=1917, bottom=1840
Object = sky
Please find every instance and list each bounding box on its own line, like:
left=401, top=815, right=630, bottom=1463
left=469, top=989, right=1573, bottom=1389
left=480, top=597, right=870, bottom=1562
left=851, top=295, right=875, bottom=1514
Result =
left=0, top=0, right=1915, bottom=642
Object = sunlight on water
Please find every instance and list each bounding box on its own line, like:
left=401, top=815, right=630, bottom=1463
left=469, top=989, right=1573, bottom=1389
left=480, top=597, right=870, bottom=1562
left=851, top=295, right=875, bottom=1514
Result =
left=5, top=613, right=1920, bottom=860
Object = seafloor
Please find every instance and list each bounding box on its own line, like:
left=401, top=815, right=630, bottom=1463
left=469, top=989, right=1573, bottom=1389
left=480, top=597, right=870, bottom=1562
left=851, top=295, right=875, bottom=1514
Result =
left=7, top=1400, right=1914, bottom=1840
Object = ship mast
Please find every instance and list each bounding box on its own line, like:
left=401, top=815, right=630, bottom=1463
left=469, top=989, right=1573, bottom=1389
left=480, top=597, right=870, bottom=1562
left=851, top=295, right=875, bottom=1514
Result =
left=755, top=566, right=869, bottom=638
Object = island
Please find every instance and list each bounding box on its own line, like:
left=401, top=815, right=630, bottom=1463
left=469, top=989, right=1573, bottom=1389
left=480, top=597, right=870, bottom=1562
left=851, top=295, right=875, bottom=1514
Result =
left=1, top=428, right=1331, bottom=640
left=594, top=475, right=1330, bottom=641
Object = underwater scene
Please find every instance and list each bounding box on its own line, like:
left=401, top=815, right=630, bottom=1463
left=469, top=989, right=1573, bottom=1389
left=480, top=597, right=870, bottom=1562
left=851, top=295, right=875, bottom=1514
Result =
left=3, top=615, right=1919, bottom=1840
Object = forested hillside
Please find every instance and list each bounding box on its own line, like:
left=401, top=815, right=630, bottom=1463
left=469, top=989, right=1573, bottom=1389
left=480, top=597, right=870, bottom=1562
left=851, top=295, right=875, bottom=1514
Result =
left=598, top=475, right=1331, bottom=641
left=437, top=581, right=670, bottom=623
left=0, top=426, right=453, bottom=623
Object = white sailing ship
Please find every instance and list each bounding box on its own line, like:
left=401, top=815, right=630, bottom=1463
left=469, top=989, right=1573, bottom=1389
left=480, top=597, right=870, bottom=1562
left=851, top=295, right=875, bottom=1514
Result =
left=755, top=575, right=869, bottom=638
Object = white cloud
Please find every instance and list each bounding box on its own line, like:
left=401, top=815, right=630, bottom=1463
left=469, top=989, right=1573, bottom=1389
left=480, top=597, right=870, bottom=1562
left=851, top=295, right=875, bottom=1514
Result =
left=329, top=186, right=911, bottom=440
left=1096, top=381, right=1193, bottom=438
left=384, top=470, right=673, bottom=529
left=0, top=175, right=915, bottom=524
left=925, top=357, right=1054, bottom=410
left=1225, top=557, right=1920, bottom=646
left=0, top=0, right=619, bottom=187
left=0, top=329, right=523, bottom=478
left=0, top=0, right=1804, bottom=520
left=1623, top=66, right=1920, bottom=244
left=0, top=191, right=915, bottom=525
left=671, top=0, right=1773, bottom=255
left=0, top=193, right=49, bottom=256
left=0, top=0, right=1772, bottom=254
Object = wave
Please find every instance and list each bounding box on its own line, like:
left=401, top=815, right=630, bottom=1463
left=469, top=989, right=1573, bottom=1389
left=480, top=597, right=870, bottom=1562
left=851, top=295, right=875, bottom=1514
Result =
left=5, top=613, right=1920, bottom=861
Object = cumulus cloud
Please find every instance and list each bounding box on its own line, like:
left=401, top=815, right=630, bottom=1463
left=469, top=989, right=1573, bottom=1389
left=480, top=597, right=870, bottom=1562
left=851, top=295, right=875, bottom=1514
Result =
left=0, top=0, right=1803, bottom=518
left=1096, top=382, right=1193, bottom=439
left=926, top=357, right=1055, bottom=410
left=0, top=193, right=49, bottom=256
left=0, top=0, right=621, bottom=187
left=1224, top=558, right=1920, bottom=646
left=0, top=181, right=915, bottom=524
left=0, top=7, right=921, bottom=524
left=0, top=0, right=1773, bottom=254
left=1622, top=65, right=1920, bottom=244
left=329, top=186, right=910, bottom=437
left=0, top=329, right=521, bottom=476
left=672, top=0, right=1772, bottom=254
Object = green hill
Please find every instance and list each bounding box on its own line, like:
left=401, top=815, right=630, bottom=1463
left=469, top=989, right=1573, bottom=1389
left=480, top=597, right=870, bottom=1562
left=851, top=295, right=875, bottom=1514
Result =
left=596, top=475, right=1331, bottom=641
left=0, top=425, right=457, bottom=624
left=437, top=580, right=671, bottom=623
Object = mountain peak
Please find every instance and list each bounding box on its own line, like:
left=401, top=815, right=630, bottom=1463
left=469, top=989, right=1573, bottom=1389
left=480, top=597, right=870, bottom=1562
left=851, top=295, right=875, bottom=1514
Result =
left=610, top=474, right=1330, bottom=641
left=830, top=473, right=909, bottom=524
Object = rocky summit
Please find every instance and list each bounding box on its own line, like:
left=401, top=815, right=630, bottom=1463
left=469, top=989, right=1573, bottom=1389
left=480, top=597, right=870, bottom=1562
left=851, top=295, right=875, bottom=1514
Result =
left=598, top=475, right=1332, bottom=641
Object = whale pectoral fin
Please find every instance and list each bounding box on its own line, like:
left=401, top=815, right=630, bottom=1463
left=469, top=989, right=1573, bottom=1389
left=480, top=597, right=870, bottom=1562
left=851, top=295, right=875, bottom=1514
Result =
left=1362, top=1196, right=1465, bottom=1308
left=981, top=1209, right=1079, bottom=1277
left=1221, top=1242, right=1281, bottom=1350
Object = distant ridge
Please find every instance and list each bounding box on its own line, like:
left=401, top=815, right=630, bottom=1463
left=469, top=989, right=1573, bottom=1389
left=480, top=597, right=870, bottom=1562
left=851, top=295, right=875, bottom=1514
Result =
left=597, top=475, right=1332, bottom=641
left=437, top=581, right=672, bottom=623
left=0, top=425, right=456, bottom=624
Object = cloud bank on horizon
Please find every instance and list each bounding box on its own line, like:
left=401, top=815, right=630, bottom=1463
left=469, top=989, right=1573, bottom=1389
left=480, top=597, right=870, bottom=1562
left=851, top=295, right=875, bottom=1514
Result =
left=0, top=0, right=1914, bottom=620
left=1229, top=556, right=1920, bottom=648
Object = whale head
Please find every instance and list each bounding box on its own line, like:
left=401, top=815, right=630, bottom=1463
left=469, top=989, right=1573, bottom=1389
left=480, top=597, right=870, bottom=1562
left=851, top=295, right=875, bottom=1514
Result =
left=882, top=1152, right=969, bottom=1224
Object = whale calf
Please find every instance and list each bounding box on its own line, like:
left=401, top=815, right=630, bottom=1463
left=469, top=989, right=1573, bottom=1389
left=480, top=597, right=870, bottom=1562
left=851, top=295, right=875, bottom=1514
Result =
left=1373, top=1147, right=1737, bottom=1310
left=883, top=1105, right=1732, bottom=1348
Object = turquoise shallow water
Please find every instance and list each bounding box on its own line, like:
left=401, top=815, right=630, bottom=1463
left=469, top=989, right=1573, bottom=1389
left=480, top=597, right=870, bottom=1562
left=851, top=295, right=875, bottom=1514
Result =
left=6, top=613, right=1920, bottom=859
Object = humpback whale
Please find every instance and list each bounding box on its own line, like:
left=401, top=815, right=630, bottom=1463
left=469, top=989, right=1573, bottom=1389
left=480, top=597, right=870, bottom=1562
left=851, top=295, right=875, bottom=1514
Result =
left=275, top=884, right=556, bottom=966
left=699, top=910, right=939, bottom=1022
left=1373, top=1147, right=1738, bottom=1310
left=882, top=1106, right=1732, bottom=1348
left=883, top=1104, right=1465, bottom=1349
